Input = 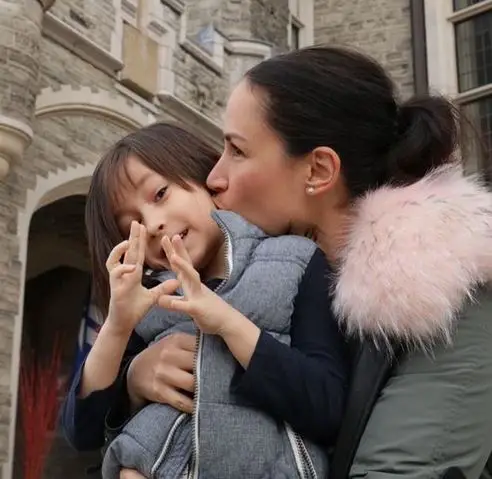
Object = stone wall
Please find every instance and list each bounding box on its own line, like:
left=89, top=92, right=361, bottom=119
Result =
left=0, top=0, right=43, bottom=124
left=173, top=45, right=229, bottom=122
left=176, top=0, right=288, bottom=120
left=186, top=0, right=252, bottom=39
left=251, top=0, right=289, bottom=53
left=0, top=0, right=44, bottom=463
left=50, top=0, right=115, bottom=52
left=38, top=37, right=114, bottom=91
left=314, top=0, right=415, bottom=98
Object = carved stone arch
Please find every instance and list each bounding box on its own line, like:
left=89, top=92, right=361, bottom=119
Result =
left=35, top=85, right=157, bottom=130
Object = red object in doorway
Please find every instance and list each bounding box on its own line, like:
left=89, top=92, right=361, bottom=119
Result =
left=19, top=334, right=63, bottom=479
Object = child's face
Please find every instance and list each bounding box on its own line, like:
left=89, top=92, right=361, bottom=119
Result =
left=114, top=155, right=224, bottom=273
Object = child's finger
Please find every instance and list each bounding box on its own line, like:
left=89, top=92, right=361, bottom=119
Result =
left=166, top=388, right=194, bottom=414
left=110, top=263, right=137, bottom=279
left=106, top=240, right=130, bottom=272
left=124, top=221, right=140, bottom=264
left=151, top=278, right=180, bottom=299
left=161, top=236, right=175, bottom=265
left=171, top=234, right=192, bottom=264
left=137, top=224, right=146, bottom=267
left=169, top=254, right=201, bottom=294
left=158, top=295, right=195, bottom=316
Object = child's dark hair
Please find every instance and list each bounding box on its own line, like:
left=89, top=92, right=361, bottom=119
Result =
left=245, top=45, right=460, bottom=197
left=85, top=122, right=220, bottom=314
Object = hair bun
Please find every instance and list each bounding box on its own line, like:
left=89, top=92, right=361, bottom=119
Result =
left=388, top=96, right=459, bottom=182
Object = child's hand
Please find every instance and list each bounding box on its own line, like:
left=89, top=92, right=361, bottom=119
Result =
left=157, top=235, right=233, bottom=336
left=106, top=221, right=179, bottom=334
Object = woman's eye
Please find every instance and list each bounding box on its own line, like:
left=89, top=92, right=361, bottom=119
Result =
left=155, top=186, right=168, bottom=201
left=231, top=144, right=244, bottom=157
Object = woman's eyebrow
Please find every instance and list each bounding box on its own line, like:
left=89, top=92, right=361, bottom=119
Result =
left=224, top=132, right=247, bottom=143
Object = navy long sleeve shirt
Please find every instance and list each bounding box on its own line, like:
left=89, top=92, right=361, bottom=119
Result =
left=61, top=248, right=349, bottom=450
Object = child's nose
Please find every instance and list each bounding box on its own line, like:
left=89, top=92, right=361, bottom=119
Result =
left=147, top=221, right=164, bottom=238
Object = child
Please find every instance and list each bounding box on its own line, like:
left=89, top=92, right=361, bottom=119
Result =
left=70, top=122, right=348, bottom=479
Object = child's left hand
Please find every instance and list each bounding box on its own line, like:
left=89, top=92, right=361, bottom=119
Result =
left=157, top=235, right=234, bottom=336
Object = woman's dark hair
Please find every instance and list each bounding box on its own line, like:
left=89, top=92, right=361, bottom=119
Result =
left=245, top=45, right=460, bottom=197
left=86, top=122, right=220, bottom=314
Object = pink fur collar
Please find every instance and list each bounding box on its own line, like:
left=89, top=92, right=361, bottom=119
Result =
left=333, top=165, right=492, bottom=349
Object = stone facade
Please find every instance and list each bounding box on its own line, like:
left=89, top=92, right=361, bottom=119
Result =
left=0, top=0, right=417, bottom=477
left=314, top=0, right=415, bottom=99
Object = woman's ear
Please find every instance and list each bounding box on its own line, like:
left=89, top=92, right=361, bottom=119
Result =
left=305, top=147, right=341, bottom=195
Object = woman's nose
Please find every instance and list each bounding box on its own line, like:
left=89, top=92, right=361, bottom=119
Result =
left=207, top=164, right=228, bottom=193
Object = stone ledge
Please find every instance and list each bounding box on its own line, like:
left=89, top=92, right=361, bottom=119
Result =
left=157, top=91, right=222, bottom=150
left=180, top=38, right=223, bottom=76
left=35, top=85, right=157, bottom=130
left=42, top=12, right=124, bottom=76
left=225, top=38, right=272, bottom=59
left=0, top=116, right=34, bottom=179
left=161, top=0, right=185, bottom=14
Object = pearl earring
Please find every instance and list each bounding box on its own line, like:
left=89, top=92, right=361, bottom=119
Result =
left=306, top=186, right=315, bottom=194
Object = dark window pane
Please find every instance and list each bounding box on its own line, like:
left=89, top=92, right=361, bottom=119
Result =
left=291, top=23, right=300, bottom=50
left=462, top=96, right=492, bottom=182
left=455, top=11, right=492, bottom=91
left=454, top=0, right=487, bottom=10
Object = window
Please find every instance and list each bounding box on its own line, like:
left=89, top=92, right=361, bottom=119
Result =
left=452, top=1, right=492, bottom=176
left=425, top=0, right=492, bottom=180
left=462, top=97, right=492, bottom=180
left=287, top=0, right=313, bottom=50
left=454, top=0, right=487, bottom=10
left=455, top=10, right=492, bottom=91
left=290, top=20, right=301, bottom=51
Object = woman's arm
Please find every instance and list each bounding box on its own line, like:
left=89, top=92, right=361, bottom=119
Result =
left=60, top=331, right=146, bottom=451
left=230, top=248, right=349, bottom=445
left=106, top=331, right=196, bottom=436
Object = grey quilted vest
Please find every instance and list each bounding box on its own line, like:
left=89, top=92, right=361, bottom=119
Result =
left=102, top=210, right=330, bottom=479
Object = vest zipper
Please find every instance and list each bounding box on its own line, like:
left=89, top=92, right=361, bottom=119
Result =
left=189, top=219, right=233, bottom=479
left=150, top=412, right=188, bottom=477
left=286, top=424, right=318, bottom=479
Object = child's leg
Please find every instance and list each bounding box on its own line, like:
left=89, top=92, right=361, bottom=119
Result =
left=120, top=469, right=146, bottom=479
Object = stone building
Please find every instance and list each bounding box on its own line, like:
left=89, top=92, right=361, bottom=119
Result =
left=315, top=0, right=492, bottom=175
left=0, top=0, right=490, bottom=477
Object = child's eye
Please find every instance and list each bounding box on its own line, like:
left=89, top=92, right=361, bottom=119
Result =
left=155, top=186, right=168, bottom=201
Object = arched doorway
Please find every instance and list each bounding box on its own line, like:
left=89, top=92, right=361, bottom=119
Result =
left=13, top=195, right=99, bottom=479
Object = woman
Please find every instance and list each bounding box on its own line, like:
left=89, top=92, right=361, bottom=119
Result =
left=64, top=46, right=492, bottom=478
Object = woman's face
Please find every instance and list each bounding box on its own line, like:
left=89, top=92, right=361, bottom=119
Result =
left=207, top=80, right=310, bottom=235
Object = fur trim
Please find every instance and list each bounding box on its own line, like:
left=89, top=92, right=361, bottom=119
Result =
left=334, top=165, right=492, bottom=349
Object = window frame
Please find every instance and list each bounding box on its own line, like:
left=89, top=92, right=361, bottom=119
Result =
left=424, top=0, right=492, bottom=176
left=287, top=0, right=313, bottom=50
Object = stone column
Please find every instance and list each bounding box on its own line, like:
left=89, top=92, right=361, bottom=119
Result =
left=0, top=0, right=54, bottom=178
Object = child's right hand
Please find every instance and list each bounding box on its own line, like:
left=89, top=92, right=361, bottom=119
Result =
left=105, top=221, right=179, bottom=334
